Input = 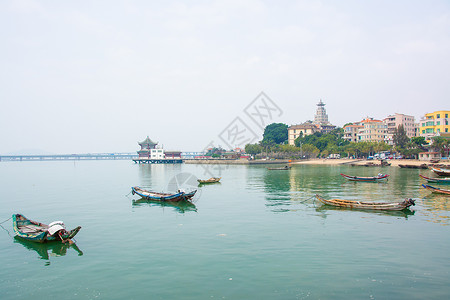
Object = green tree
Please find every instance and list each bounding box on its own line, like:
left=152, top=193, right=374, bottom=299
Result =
left=301, top=144, right=320, bottom=158
left=432, top=137, right=450, bottom=157
left=245, top=143, right=262, bottom=156
left=262, top=123, right=288, bottom=144
left=393, top=125, right=409, bottom=148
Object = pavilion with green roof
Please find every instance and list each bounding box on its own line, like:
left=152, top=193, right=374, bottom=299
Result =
left=137, top=136, right=158, bottom=158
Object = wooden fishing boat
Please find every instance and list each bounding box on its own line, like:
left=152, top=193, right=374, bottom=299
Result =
left=419, top=175, right=450, bottom=184
left=12, top=214, right=81, bottom=243
left=399, top=164, right=428, bottom=169
left=197, top=177, right=221, bottom=184
left=315, top=195, right=415, bottom=211
left=268, top=166, right=291, bottom=170
left=340, top=173, right=389, bottom=182
left=421, top=184, right=450, bottom=195
left=183, top=190, right=197, bottom=200
left=431, top=167, right=450, bottom=176
left=131, top=186, right=188, bottom=202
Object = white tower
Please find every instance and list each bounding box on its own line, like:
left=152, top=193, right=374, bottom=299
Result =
left=314, top=99, right=329, bottom=124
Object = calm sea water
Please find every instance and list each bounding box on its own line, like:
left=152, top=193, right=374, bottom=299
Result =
left=0, top=161, right=449, bottom=299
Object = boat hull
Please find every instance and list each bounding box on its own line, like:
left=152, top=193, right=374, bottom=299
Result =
left=419, top=175, right=450, bottom=184
left=340, top=173, right=389, bottom=182
left=431, top=168, right=450, bottom=177
left=315, top=195, right=415, bottom=211
left=422, top=184, right=450, bottom=195
left=132, top=186, right=190, bottom=202
left=197, top=177, right=221, bottom=184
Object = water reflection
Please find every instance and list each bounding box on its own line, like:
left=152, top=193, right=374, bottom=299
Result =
left=314, top=205, right=415, bottom=219
left=420, top=195, right=450, bottom=225
left=14, top=237, right=83, bottom=266
left=132, top=198, right=197, bottom=213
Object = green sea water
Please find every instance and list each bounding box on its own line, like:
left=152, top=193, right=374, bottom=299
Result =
left=0, top=161, right=449, bottom=299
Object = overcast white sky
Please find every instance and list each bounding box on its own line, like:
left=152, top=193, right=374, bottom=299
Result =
left=1, top=0, right=449, bottom=154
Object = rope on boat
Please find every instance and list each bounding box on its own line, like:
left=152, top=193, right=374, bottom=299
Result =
left=0, top=217, right=11, bottom=225
left=297, top=195, right=316, bottom=204
left=0, top=217, right=12, bottom=238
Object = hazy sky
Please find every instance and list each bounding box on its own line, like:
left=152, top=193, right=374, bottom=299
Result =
left=1, top=0, right=449, bottom=154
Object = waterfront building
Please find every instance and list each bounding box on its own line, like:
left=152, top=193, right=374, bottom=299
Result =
left=357, top=117, right=388, bottom=143
left=383, top=113, right=416, bottom=145
left=165, top=151, right=182, bottom=159
left=137, top=136, right=164, bottom=159
left=383, top=113, right=416, bottom=138
left=288, top=122, right=319, bottom=146
left=419, top=110, right=450, bottom=142
left=343, top=124, right=364, bottom=143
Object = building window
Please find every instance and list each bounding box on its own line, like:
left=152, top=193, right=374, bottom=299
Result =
left=437, top=121, right=440, bottom=125
left=446, top=114, right=448, bottom=118
left=437, top=114, right=440, bottom=118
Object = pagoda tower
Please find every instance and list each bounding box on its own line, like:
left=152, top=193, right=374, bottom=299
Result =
left=313, top=99, right=329, bottom=125
left=137, top=136, right=158, bottom=158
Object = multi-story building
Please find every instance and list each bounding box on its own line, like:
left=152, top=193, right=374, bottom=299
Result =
left=419, top=110, right=450, bottom=142
left=383, top=113, right=416, bottom=145
left=357, top=117, right=388, bottom=143
left=287, top=122, right=319, bottom=146
left=343, top=124, right=364, bottom=143
left=383, top=113, right=416, bottom=138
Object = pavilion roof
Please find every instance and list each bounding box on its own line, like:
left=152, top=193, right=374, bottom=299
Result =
left=139, top=136, right=158, bottom=146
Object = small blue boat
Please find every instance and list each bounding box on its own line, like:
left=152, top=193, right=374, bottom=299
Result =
left=12, top=214, right=81, bottom=243
left=132, top=186, right=195, bottom=202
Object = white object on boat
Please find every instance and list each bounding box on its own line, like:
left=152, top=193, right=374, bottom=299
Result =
left=48, top=221, right=65, bottom=235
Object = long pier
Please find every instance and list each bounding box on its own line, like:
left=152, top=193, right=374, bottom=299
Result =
left=0, top=153, right=137, bottom=162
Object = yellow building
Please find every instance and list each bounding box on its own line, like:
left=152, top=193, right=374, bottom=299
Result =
left=287, top=123, right=318, bottom=145
left=419, top=110, right=450, bottom=141
left=357, top=118, right=388, bottom=143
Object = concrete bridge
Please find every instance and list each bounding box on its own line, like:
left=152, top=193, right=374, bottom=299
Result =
left=0, top=153, right=137, bottom=161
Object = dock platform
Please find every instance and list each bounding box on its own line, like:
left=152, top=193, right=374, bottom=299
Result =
left=132, top=158, right=183, bottom=164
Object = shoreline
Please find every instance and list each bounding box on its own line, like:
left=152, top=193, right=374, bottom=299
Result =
left=185, top=158, right=449, bottom=167
left=292, top=158, right=450, bottom=167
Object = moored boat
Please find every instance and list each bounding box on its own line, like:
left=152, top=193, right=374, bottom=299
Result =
left=419, top=175, right=450, bottom=184
left=197, top=177, right=221, bottom=184
left=268, top=166, right=291, bottom=170
left=315, top=195, right=415, bottom=211
left=183, top=190, right=197, bottom=200
left=421, top=184, right=450, bottom=195
left=131, top=186, right=190, bottom=202
left=12, top=214, right=81, bottom=243
left=340, top=173, right=389, bottom=182
left=431, top=167, right=450, bottom=176
left=399, top=164, right=428, bottom=169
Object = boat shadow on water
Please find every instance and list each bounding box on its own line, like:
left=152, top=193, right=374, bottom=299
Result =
left=314, top=205, right=415, bottom=219
left=132, top=197, right=197, bottom=213
left=14, top=237, right=83, bottom=266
